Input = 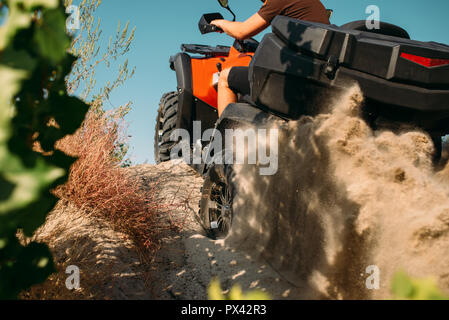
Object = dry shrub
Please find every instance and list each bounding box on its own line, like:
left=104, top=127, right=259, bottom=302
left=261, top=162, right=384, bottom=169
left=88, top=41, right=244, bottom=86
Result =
left=54, top=109, right=162, bottom=253
left=22, top=108, right=185, bottom=299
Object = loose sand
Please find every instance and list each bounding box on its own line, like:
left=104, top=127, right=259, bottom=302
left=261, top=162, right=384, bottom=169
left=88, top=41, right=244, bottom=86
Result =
left=229, top=86, right=449, bottom=299
left=24, top=87, right=449, bottom=299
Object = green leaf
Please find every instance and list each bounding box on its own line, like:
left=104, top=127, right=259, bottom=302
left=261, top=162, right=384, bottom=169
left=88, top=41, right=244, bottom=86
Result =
left=51, top=94, right=89, bottom=134
left=208, top=278, right=271, bottom=300
left=391, top=270, right=449, bottom=300
left=391, top=270, right=414, bottom=299
left=208, top=278, right=225, bottom=300
left=33, top=8, right=70, bottom=64
left=0, top=0, right=88, bottom=298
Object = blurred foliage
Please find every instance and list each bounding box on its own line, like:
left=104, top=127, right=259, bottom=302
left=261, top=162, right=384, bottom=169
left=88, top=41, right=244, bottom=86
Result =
left=0, top=0, right=88, bottom=298
left=208, top=278, right=271, bottom=300
left=391, top=270, right=449, bottom=300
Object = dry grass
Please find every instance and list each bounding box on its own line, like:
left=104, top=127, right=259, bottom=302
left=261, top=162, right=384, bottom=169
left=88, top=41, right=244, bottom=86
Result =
left=54, top=110, right=162, bottom=254
left=22, top=109, right=167, bottom=299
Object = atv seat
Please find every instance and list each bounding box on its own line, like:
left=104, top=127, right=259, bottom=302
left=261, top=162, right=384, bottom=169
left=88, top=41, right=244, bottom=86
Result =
left=339, top=20, right=410, bottom=39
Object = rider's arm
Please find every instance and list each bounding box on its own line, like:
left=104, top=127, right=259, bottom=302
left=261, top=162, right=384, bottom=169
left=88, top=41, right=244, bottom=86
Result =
left=211, top=13, right=269, bottom=40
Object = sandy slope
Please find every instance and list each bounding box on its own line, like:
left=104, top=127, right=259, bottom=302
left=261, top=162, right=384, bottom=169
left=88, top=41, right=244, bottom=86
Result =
left=24, top=87, right=449, bottom=299
left=25, top=160, right=304, bottom=299
left=228, top=86, right=449, bottom=299
left=23, top=202, right=152, bottom=299
left=133, top=160, right=305, bottom=300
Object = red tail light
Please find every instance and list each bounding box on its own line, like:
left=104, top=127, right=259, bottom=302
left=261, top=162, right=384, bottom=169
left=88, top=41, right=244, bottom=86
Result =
left=401, top=53, right=449, bottom=68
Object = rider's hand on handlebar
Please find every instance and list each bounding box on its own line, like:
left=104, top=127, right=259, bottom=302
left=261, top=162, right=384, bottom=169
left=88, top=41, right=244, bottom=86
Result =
left=211, top=19, right=225, bottom=33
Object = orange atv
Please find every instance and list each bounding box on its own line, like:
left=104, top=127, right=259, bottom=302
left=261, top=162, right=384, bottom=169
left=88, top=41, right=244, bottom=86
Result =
left=154, top=2, right=258, bottom=163
left=155, top=0, right=449, bottom=239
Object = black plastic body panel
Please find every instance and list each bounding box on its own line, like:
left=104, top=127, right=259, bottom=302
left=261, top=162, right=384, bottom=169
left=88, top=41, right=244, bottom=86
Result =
left=194, top=96, right=219, bottom=133
left=170, top=52, right=218, bottom=143
left=250, top=17, right=449, bottom=133
left=217, top=102, right=280, bottom=128
left=197, top=102, right=284, bottom=175
left=181, top=44, right=230, bottom=57
left=170, top=53, right=192, bottom=90
left=336, top=67, right=449, bottom=112
left=232, top=39, right=259, bottom=53
left=249, top=33, right=343, bottom=119
left=270, top=16, right=449, bottom=87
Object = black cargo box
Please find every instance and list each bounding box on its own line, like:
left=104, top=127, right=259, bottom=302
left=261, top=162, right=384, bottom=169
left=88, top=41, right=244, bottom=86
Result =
left=249, top=16, right=449, bottom=132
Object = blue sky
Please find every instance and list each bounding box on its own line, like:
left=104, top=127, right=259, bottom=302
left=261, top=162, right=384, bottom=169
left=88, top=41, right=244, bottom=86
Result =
left=89, top=0, right=449, bottom=164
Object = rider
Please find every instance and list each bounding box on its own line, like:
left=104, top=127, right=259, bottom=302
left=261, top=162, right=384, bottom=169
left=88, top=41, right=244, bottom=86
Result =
left=211, top=0, right=330, bottom=116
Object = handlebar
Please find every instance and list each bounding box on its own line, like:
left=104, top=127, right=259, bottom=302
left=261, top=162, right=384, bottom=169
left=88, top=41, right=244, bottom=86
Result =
left=200, top=23, right=223, bottom=34
left=210, top=24, right=223, bottom=33
left=199, top=13, right=224, bottom=35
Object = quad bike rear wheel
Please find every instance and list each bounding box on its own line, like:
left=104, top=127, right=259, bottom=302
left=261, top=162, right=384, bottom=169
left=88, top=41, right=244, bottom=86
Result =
left=154, top=91, right=179, bottom=163
left=199, top=164, right=235, bottom=239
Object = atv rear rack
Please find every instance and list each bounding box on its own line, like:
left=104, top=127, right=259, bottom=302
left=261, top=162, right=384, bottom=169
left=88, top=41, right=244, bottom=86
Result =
left=181, top=44, right=231, bottom=57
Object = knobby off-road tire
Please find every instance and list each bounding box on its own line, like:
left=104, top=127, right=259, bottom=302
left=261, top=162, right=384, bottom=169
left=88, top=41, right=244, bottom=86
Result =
left=199, top=163, right=236, bottom=240
left=154, top=92, right=179, bottom=164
